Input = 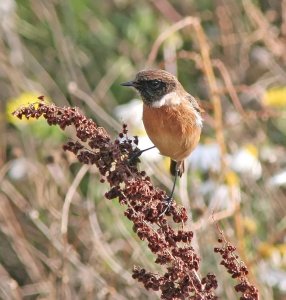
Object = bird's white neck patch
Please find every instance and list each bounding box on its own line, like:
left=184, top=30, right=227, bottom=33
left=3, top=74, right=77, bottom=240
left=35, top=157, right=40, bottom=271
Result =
left=151, top=91, right=181, bottom=108
left=149, top=91, right=203, bottom=127
left=193, top=108, right=203, bottom=127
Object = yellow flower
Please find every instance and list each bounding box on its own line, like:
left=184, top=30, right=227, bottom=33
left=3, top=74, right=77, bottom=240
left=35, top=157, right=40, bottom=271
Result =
left=6, top=92, right=49, bottom=125
left=258, top=242, right=276, bottom=258
left=245, top=144, right=258, bottom=158
left=225, top=170, right=239, bottom=187
left=277, top=244, right=286, bottom=257
left=259, top=242, right=286, bottom=260
left=162, top=157, right=170, bottom=173
left=242, top=217, right=257, bottom=234
left=263, top=87, right=286, bottom=107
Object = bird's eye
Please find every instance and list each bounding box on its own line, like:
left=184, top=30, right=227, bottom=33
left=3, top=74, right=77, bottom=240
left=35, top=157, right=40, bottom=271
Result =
left=150, top=80, right=161, bottom=90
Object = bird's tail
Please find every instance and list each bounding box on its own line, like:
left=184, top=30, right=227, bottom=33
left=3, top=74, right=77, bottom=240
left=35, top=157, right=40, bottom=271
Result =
left=170, top=160, right=184, bottom=177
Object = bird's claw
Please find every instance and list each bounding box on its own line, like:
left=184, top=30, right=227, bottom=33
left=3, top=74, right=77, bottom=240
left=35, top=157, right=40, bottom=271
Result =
left=128, top=149, right=142, bottom=165
left=128, top=146, right=156, bottom=165
left=159, top=196, right=173, bottom=216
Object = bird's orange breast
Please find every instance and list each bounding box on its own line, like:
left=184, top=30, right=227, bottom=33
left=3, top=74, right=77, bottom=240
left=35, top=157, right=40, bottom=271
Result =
left=142, top=102, right=201, bottom=161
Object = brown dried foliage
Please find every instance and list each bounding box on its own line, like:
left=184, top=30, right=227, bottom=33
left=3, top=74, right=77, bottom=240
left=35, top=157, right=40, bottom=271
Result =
left=13, top=101, right=259, bottom=300
left=214, top=232, right=259, bottom=300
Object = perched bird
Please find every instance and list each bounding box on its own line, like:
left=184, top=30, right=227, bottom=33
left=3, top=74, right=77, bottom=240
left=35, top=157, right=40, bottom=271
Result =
left=121, top=69, right=202, bottom=204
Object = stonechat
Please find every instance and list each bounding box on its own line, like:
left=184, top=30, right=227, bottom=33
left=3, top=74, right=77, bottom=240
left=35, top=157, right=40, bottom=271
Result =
left=121, top=69, right=202, bottom=207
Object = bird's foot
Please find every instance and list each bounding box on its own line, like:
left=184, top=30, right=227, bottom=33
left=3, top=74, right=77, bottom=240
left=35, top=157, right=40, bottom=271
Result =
left=128, top=149, right=142, bottom=165
left=128, top=146, right=156, bottom=165
left=160, top=196, right=173, bottom=216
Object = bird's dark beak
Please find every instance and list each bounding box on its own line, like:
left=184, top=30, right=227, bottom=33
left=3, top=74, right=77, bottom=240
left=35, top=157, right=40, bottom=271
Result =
left=120, top=81, right=136, bottom=87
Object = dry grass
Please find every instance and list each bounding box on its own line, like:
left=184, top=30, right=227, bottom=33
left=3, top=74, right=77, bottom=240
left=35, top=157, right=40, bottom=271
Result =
left=0, top=0, right=286, bottom=299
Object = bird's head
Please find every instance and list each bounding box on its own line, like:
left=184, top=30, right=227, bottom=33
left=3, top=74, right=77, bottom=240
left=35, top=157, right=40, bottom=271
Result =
left=121, top=69, right=184, bottom=107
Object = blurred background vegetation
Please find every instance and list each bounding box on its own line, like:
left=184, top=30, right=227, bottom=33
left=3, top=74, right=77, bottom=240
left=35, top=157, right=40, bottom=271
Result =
left=1, top=0, right=286, bottom=299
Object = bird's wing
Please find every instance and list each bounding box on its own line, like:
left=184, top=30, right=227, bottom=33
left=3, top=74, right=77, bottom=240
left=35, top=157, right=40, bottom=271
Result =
left=186, top=94, right=202, bottom=113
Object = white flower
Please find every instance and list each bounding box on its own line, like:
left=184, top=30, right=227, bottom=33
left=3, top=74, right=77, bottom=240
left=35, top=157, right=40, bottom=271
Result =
left=230, top=144, right=262, bottom=180
left=115, top=99, right=161, bottom=162
left=188, top=143, right=221, bottom=172
left=114, top=99, right=143, bottom=129
left=8, top=158, right=31, bottom=180
left=259, top=262, right=286, bottom=292
left=268, top=170, right=286, bottom=187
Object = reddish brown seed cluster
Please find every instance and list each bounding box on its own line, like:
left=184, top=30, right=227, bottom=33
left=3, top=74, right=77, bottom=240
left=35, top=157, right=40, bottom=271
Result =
left=133, top=267, right=218, bottom=300
left=13, top=101, right=221, bottom=299
left=214, top=236, right=259, bottom=300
